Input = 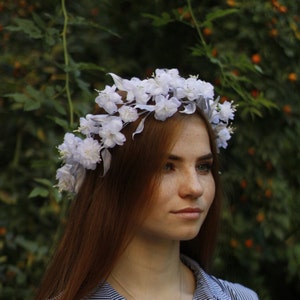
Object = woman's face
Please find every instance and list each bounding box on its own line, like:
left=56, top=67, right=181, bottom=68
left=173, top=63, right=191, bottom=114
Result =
left=137, top=116, right=215, bottom=243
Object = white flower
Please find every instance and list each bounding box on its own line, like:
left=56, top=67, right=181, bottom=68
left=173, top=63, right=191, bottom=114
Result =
left=118, top=105, right=139, bottom=122
left=110, top=74, right=150, bottom=104
left=146, top=77, right=169, bottom=96
left=216, top=127, right=231, bottom=149
left=154, top=95, right=181, bottom=121
left=209, top=109, right=220, bottom=124
left=177, top=77, right=214, bottom=101
left=95, top=85, right=123, bottom=114
left=155, top=68, right=184, bottom=91
left=219, top=101, right=235, bottom=121
left=196, top=80, right=214, bottom=100
left=74, top=138, right=101, bottom=170
left=126, top=77, right=151, bottom=104
left=56, top=164, right=76, bottom=192
left=58, top=133, right=81, bottom=161
left=78, top=116, right=97, bottom=136
left=98, top=117, right=126, bottom=148
left=127, top=78, right=150, bottom=104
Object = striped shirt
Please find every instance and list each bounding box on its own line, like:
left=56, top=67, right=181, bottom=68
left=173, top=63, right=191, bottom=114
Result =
left=86, top=255, right=259, bottom=300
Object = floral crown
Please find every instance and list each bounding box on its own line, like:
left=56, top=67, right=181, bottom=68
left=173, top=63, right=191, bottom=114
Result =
left=56, top=68, right=236, bottom=193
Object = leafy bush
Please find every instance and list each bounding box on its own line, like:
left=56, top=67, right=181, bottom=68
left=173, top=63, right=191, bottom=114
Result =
left=0, top=0, right=299, bottom=299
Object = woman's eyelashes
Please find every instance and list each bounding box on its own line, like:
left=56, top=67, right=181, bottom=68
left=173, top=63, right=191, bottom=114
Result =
left=163, top=162, right=175, bottom=172
left=163, top=160, right=213, bottom=173
left=196, top=160, right=213, bottom=173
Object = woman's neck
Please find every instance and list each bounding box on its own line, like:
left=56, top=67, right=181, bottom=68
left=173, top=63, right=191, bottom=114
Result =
left=108, top=235, right=195, bottom=299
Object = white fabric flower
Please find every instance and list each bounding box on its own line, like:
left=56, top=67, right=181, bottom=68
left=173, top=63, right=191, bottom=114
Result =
left=74, top=138, right=101, bottom=170
left=219, top=101, right=235, bottom=121
left=156, top=69, right=185, bottom=95
left=118, top=105, right=139, bottom=123
left=196, top=80, right=214, bottom=100
left=209, top=109, right=220, bottom=124
left=146, top=77, right=169, bottom=96
left=154, top=95, right=181, bottom=121
left=98, top=117, right=126, bottom=148
left=95, top=85, right=123, bottom=114
left=58, top=133, right=81, bottom=161
left=177, top=77, right=214, bottom=101
left=78, top=116, right=97, bottom=136
left=110, top=74, right=150, bottom=104
left=127, top=78, right=150, bottom=104
left=56, top=164, right=76, bottom=192
left=216, top=127, right=231, bottom=149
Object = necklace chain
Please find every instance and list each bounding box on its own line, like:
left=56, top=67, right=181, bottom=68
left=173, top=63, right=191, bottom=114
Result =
left=111, top=273, right=136, bottom=299
left=111, top=266, right=183, bottom=300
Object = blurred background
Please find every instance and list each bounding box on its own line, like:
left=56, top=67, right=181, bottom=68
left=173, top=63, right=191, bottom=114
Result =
left=0, top=0, right=299, bottom=299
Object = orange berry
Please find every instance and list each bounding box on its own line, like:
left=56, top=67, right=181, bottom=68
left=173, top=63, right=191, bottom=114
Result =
left=227, top=0, right=236, bottom=6
left=230, top=239, right=238, bottom=248
left=19, top=0, right=27, bottom=8
left=14, top=61, right=21, bottom=69
left=282, top=104, right=292, bottom=115
left=203, top=27, right=213, bottom=36
left=28, top=4, right=34, bottom=13
left=245, top=239, right=254, bottom=248
left=248, top=147, right=255, bottom=155
left=271, top=0, right=280, bottom=8
left=232, top=69, right=240, bottom=76
left=212, top=48, right=218, bottom=57
left=265, top=189, right=272, bottom=198
left=288, top=72, right=297, bottom=81
left=256, top=212, right=265, bottom=223
left=269, top=28, right=278, bottom=37
left=240, top=179, right=247, bottom=189
left=278, top=5, right=288, bottom=13
left=90, top=8, right=99, bottom=16
left=251, top=89, right=259, bottom=97
left=177, top=7, right=191, bottom=20
left=177, top=7, right=184, bottom=14
left=251, top=54, right=261, bottom=64
left=0, top=227, right=6, bottom=236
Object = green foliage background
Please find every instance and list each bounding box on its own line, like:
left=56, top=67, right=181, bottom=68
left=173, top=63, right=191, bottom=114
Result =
left=1, top=0, right=299, bottom=299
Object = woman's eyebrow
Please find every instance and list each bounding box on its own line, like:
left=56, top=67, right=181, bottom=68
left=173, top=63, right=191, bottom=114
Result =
left=197, top=153, right=214, bottom=160
left=167, top=153, right=213, bottom=161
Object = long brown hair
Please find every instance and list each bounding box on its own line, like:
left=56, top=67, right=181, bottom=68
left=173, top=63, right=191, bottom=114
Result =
left=36, top=108, right=222, bottom=300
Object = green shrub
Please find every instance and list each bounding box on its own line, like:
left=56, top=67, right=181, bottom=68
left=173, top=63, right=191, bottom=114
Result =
left=0, top=0, right=299, bottom=299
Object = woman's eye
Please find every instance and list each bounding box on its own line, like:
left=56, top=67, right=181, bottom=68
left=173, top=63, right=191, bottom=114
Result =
left=163, top=162, right=175, bottom=172
left=197, top=162, right=212, bottom=173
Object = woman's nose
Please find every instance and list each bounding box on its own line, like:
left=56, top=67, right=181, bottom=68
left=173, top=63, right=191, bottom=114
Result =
left=179, top=170, right=203, bottom=200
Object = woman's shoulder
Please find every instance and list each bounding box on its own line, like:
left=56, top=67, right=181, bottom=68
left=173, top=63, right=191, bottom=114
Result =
left=181, top=255, right=259, bottom=300
left=207, top=275, right=259, bottom=300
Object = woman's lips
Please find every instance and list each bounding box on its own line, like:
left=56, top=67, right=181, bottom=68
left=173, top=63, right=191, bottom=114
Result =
left=171, top=207, right=204, bottom=219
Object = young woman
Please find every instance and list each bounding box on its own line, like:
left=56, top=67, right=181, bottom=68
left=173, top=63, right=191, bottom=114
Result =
left=36, top=69, right=259, bottom=300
